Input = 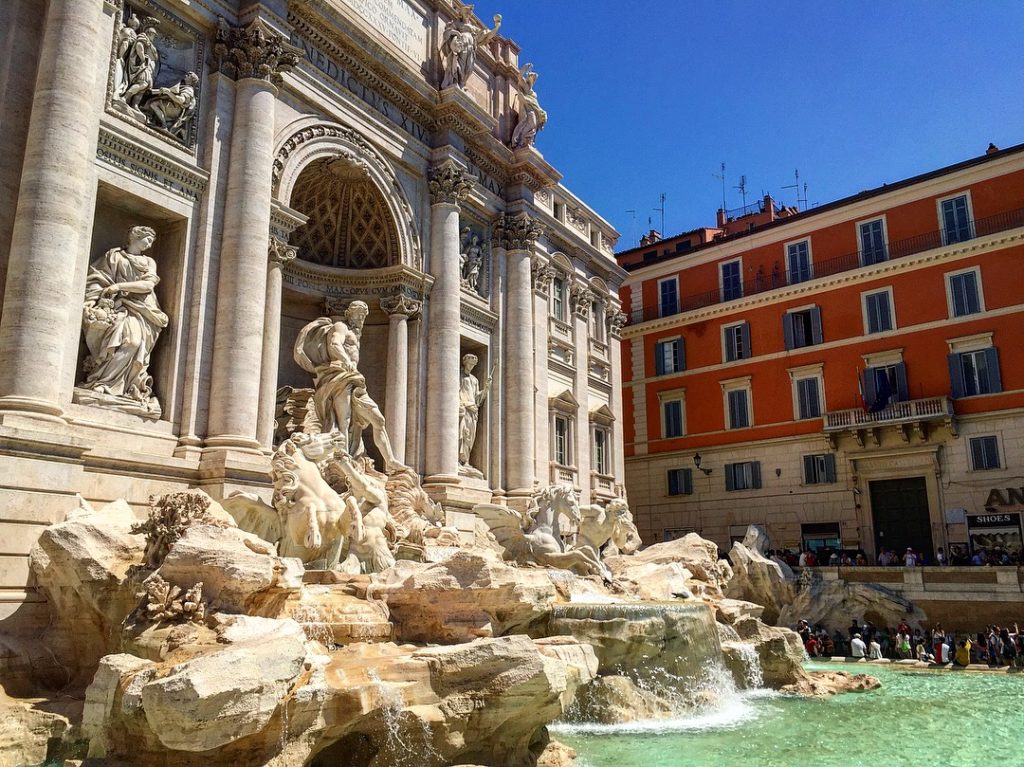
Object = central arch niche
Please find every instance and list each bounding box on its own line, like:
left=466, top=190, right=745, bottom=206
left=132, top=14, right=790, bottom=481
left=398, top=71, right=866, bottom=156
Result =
left=288, top=157, right=400, bottom=270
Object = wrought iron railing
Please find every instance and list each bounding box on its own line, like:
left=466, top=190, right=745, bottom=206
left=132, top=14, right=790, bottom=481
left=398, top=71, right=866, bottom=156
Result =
left=824, top=396, right=953, bottom=431
left=629, top=206, right=1024, bottom=325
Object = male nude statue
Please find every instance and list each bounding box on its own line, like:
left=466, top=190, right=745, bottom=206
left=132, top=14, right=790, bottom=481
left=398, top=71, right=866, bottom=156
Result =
left=293, top=301, right=400, bottom=471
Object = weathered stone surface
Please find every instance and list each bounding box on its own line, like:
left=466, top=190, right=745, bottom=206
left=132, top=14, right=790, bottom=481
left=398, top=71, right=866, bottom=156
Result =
left=780, top=670, right=881, bottom=697
left=28, top=500, right=145, bottom=686
left=732, top=616, right=806, bottom=688
left=267, top=585, right=393, bottom=646
left=726, top=540, right=794, bottom=624
left=571, top=674, right=674, bottom=724
left=777, top=569, right=927, bottom=632
left=371, top=551, right=556, bottom=642
left=0, top=692, right=73, bottom=767
left=607, top=533, right=732, bottom=597
left=715, top=597, right=765, bottom=625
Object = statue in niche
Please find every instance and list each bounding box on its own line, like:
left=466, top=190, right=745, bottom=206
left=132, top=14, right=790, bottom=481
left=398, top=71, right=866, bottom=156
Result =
left=293, top=301, right=401, bottom=472
left=122, top=21, right=160, bottom=113
left=142, top=71, right=199, bottom=140
left=439, top=5, right=501, bottom=90
left=458, top=353, right=492, bottom=473
left=510, top=63, right=547, bottom=150
left=460, top=228, right=484, bottom=292
left=78, top=225, right=168, bottom=417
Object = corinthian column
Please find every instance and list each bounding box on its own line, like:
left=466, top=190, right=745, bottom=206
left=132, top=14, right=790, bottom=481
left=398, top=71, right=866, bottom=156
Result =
left=423, top=161, right=473, bottom=481
left=498, top=212, right=542, bottom=494
left=0, top=0, right=107, bottom=421
left=206, top=19, right=297, bottom=450
left=380, top=292, right=421, bottom=465
left=256, top=238, right=296, bottom=450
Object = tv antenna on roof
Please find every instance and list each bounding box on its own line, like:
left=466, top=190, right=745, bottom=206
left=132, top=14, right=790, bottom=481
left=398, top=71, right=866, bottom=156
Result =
left=653, top=192, right=666, bottom=236
left=626, top=209, right=637, bottom=245
left=712, top=162, right=727, bottom=211
left=782, top=169, right=808, bottom=211
left=734, top=175, right=748, bottom=210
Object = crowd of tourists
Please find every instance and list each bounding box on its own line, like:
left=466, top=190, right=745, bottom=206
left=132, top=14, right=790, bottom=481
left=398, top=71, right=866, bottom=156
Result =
left=776, top=544, right=1021, bottom=568
left=795, top=618, right=1024, bottom=668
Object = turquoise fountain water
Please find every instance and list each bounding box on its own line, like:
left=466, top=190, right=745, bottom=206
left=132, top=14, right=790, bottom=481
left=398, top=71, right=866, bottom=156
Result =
left=555, top=662, right=1024, bottom=766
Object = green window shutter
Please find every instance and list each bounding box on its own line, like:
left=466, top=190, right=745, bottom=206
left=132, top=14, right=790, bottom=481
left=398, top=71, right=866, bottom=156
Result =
left=824, top=454, right=837, bottom=483
left=948, top=353, right=966, bottom=398
left=751, top=461, right=762, bottom=489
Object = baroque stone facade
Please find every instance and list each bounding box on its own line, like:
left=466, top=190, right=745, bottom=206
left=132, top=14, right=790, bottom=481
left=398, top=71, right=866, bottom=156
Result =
left=0, top=0, right=625, bottom=619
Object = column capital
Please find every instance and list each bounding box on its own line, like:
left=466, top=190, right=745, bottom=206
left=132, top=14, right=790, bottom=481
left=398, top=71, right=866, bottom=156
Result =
left=570, top=284, right=596, bottom=319
left=494, top=212, right=542, bottom=252
left=268, top=237, right=297, bottom=267
left=531, top=258, right=557, bottom=294
left=607, top=309, right=627, bottom=339
left=380, top=292, right=421, bottom=320
left=213, top=17, right=299, bottom=85
left=428, top=161, right=473, bottom=205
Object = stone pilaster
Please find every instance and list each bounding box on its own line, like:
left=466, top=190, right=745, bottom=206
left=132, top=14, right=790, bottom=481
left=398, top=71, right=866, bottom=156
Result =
left=607, top=309, right=627, bottom=494
left=206, top=19, right=296, bottom=450
left=497, top=212, right=543, bottom=494
left=423, top=161, right=473, bottom=481
left=531, top=258, right=554, bottom=486
left=571, top=284, right=593, bottom=503
left=0, top=0, right=107, bottom=422
left=381, top=292, right=420, bottom=466
left=256, top=238, right=296, bottom=450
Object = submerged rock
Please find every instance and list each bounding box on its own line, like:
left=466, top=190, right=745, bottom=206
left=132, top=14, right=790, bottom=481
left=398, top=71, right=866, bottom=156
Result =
left=780, top=670, right=882, bottom=697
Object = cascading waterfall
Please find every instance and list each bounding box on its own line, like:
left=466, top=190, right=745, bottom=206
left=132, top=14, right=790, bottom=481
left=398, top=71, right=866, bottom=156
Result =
left=732, top=643, right=764, bottom=689
left=365, top=668, right=440, bottom=766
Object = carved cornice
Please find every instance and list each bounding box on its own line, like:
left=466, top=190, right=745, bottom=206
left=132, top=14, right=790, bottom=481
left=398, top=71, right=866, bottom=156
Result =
left=283, top=260, right=432, bottom=304
left=428, top=161, right=474, bottom=205
left=214, top=17, right=299, bottom=84
left=268, top=237, right=297, bottom=267
left=95, top=125, right=209, bottom=201
left=380, top=292, right=422, bottom=319
left=494, top=212, right=542, bottom=252
left=571, top=285, right=595, bottom=319
left=461, top=302, right=498, bottom=334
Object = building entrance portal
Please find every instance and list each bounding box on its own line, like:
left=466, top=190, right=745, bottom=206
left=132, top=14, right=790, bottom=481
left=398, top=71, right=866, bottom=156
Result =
left=869, top=477, right=933, bottom=557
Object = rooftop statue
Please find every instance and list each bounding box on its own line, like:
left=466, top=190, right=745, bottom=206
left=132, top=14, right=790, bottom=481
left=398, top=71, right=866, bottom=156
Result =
left=510, top=63, right=547, bottom=150
left=440, top=4, right=501, bottom=90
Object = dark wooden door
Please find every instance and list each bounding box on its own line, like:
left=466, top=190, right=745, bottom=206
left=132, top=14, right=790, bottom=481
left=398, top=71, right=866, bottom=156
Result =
left=869, top=477, right=933, bottom=558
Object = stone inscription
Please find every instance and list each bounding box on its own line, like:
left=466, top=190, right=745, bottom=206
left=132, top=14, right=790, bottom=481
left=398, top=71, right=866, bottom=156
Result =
left=333, top=0, right=428, bottom=63
left=464, top=158, right=501, bottom=197
left=292, top=33, right=430, bottom=144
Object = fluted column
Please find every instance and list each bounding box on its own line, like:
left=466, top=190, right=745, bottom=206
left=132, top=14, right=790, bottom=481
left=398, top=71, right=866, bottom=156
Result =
left=498, top=213, right=542, bottom=494
left=381, top=293, right=420, bottom=466
left=0, top=0, right=106, bottom=420
left=206, top=19, right=297, bottom=450
left=423, top=161, right=473, bottom=480
left=255, top=238, right=296, bottom=450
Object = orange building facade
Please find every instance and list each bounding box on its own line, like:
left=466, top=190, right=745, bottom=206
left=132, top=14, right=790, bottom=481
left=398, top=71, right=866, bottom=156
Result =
left=619, top=144, right=1024, bottom=560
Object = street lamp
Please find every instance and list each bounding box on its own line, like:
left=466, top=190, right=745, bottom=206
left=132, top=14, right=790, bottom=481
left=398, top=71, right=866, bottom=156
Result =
left=693, top=452, right=712, bottom=476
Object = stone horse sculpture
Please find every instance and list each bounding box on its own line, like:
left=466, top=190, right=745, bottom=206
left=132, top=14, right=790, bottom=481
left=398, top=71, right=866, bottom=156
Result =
left=575, top=498, right=641, bottom=561
left=474, top=485, right=611, bottom=581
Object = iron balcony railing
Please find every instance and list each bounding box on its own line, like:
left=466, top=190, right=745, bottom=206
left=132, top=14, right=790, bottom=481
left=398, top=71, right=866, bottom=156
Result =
left=631, top=206, right=1024, bottom=325
left=824, top=396, right=954, bottom=431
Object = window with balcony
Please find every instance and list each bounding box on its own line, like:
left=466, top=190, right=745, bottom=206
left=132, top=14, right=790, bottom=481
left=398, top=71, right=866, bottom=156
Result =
left=803, top=453, right=837, bottom=484
left=949, top=347, right=1002, bottom=397
left=940, top=193, right=973, bottom=245
left=659, top=277, right=679, bottom=317
left=551, top=277, right=566, bottom=321
left=786, top=239, right=812, bottom=283
left=859, top=218, right=887, bottom=265
left=592, top=426, right=609, bottom=475
left=725, top=461, right=761, bottom=491
left=662, top=398, right=684, bottom=438
left=794, top=376, right=822, bottom=420
left=969, top=436, right=1001, bottom=471
left=720, top=259, right=743, bottom=301
left=654, top=337, right=685, bottom=375
left=947, top=267, right=983, bottom=317
left=723, top=321, right=751, bottom=362
left=863, top=363, right=909, bottom=404
left=553, top=414, right=571, bottom=466
left=783, top=306, right=823, bottom=349
left=862, top=288, right=894, bottom=334
left=667, top=467, right=694, bottom=496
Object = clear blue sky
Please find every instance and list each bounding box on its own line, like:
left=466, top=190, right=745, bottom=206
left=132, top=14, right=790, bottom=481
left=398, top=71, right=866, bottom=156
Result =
left=471, top=1, right=1024, bottom=250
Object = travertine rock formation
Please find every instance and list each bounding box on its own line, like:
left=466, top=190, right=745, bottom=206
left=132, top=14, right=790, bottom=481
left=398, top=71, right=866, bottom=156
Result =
left=777, top=568, right=927, bottom=632
left=725, top=539, right=794, bottom=625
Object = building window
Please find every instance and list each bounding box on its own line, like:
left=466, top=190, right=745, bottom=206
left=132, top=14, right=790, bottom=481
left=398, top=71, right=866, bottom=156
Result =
left=654, top=337, right=685, bottom=375
left=801, top=522, right=841, bottom=553
left=863, top=363, right=908, bottom=405
left=859, top=218, right=887, bottom=265
left=720, top=259, right=742, bottom=301
left=794, top=376, right=822, bottom=419
left=947, top=268, right=983, bottom=318
left=723, top=321, right=751, bottom=362
left=783, top=306, right=823, bottom=349
left=726, top=388, right=751, bottom=429
left=659, top=277, right=679, bottom=317
left=949, top=348, right=1002, bottom=397
left=725, top=461, right=761, bottom=491
left=969, top=436, right=1001, bottom=471
left=667, top=467, right=693, bottom=496
left=786, top=239, right=812, bottom=283
left=662, top=398, right=684, bottom=438
left=551, top=277, right=566, bottom=321
left=803, top=453, right=837, bottom=484
left=592, top=427, right=609, bottom=475
left=553, top=414, right=572, bottom=465
left=940, top=193, right=973, bottom=245
left=862, top=288, right=894, bottom=334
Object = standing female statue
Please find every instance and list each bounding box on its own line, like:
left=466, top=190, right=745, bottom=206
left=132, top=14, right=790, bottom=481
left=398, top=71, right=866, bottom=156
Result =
left=79, top=226, right=168, bottom=417
left=458, top=353, right=491, bottom=469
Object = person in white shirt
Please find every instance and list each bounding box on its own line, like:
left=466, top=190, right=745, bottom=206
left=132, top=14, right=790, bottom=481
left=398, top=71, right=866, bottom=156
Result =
left=868, top=639, right=883, bottom=659
left=851, top=633, right=867, bottom=658
left=904, top=547, right=917, bottom=567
